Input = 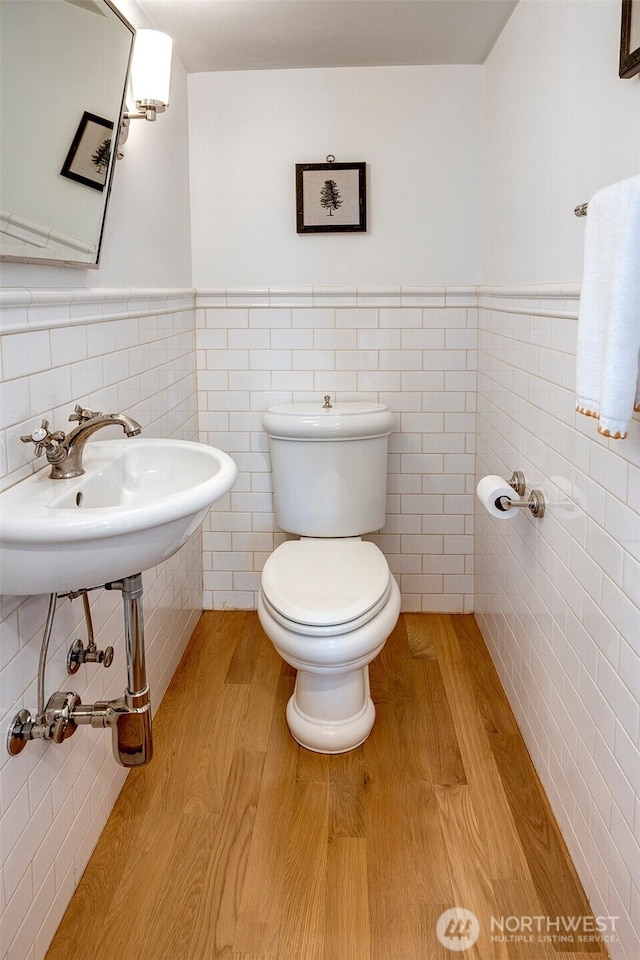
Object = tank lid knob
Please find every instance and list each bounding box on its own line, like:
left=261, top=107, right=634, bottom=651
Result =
left=323, top=395, right=332, bottom=408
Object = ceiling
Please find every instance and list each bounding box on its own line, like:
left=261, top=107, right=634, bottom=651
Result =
left=136, top=0, right=518, bottom=73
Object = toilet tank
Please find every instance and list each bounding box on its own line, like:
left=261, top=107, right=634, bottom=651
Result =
left=263, top=401, right=395, bottom=537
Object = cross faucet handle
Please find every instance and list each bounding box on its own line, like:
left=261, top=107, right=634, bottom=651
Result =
left=20, top=419, right=66, bottom=457
left=69, top=404, right=102, bottom=424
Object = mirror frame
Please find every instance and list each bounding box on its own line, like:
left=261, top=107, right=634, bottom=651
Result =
left=0, top=0, right=135, bottom=268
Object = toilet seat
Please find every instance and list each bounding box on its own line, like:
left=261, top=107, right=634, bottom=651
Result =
left=260, top=537, right=391, bottom=636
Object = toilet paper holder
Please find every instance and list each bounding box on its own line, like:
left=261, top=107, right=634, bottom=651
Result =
left=499, top=471, right=545, bottom=519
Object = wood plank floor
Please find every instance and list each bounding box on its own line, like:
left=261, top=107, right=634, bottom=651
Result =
left=46, top=612, right=609, bottom=960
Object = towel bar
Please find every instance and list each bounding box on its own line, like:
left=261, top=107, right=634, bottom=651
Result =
left=574, top=203, right=588, bottom=217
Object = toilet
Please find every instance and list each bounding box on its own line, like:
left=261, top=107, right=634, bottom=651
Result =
left=258, top=399, right=401, bottom=754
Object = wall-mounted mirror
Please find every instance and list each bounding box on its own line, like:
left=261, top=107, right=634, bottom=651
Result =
left=0, top=0, right=134, bottom=267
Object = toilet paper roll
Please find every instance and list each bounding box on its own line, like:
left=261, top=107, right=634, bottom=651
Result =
left=476, top=475, right=519, bottom=519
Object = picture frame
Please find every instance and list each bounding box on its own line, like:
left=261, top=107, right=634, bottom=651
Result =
left=60, top=111, right=114, bottom=191
left=619, top=0, right=640, bottom=77
left=296, top=161, right=367, bottom=233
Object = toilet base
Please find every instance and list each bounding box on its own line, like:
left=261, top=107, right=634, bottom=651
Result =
left=286, top=665, right=375, bottom=754
left=257, top=573, right=401, bottom=755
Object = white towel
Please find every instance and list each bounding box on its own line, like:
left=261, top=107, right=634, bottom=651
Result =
left=575, top=174, right=640, bottom=440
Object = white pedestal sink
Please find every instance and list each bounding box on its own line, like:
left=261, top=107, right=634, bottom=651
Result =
left=0, top=438, right=237, bottom=595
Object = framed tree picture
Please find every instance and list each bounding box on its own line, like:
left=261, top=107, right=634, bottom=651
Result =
left=620, top=0, right=640, bottom=77
left=296, top=161, right=366, bottom=233
left=60, top=111, right=114, bottom=191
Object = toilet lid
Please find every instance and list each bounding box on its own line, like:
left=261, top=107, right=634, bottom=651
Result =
left=261, top=538, right=391, bottom=628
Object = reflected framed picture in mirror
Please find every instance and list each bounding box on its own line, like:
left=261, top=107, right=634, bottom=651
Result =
left=620, top=0, right=640, bottom=76
left=60, top=111, right=114, bottom=191
left=0, top=0, right=134, bottom=266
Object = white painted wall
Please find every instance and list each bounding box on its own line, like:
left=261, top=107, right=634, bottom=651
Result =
left=0, top=0, right=192, bottom=290
left=481, top=0, right=640, bottom=285
left=188, top=65, right=483, bottom=287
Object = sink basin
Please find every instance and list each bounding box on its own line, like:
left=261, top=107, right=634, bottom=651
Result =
left=0, top=438, right=237, bottom=595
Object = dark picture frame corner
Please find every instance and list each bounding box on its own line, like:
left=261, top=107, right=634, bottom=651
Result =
left=620, top=0, right=640, bottom=78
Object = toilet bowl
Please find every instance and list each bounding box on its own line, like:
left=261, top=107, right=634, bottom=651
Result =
left=258, top=536, right=401, bottom=753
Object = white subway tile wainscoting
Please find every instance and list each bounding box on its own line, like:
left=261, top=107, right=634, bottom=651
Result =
left=0, top=283, right=638, bottom=960
left=0, top=288, right=202, bottom=959
left=196, top=287, right=478, bottom=614
left=476, top=286, right=640, bottom=960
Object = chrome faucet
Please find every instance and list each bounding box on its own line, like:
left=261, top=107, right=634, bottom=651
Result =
left=21, top=405, right=142, bottom=479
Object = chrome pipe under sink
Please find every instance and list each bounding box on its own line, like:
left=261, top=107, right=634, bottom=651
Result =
left=72, top=574, right=153, bottom=766
left=7, top=573, right=153, bottom=767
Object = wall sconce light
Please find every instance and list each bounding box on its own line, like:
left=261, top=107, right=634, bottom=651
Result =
left=118, top=29, right=173, bottom=156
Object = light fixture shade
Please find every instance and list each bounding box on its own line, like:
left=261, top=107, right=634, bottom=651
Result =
left=131, top=29, right=172, bottom=107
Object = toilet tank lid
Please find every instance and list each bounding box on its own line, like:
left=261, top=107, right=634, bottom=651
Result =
left=263, top=402, right=395, bottom=440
